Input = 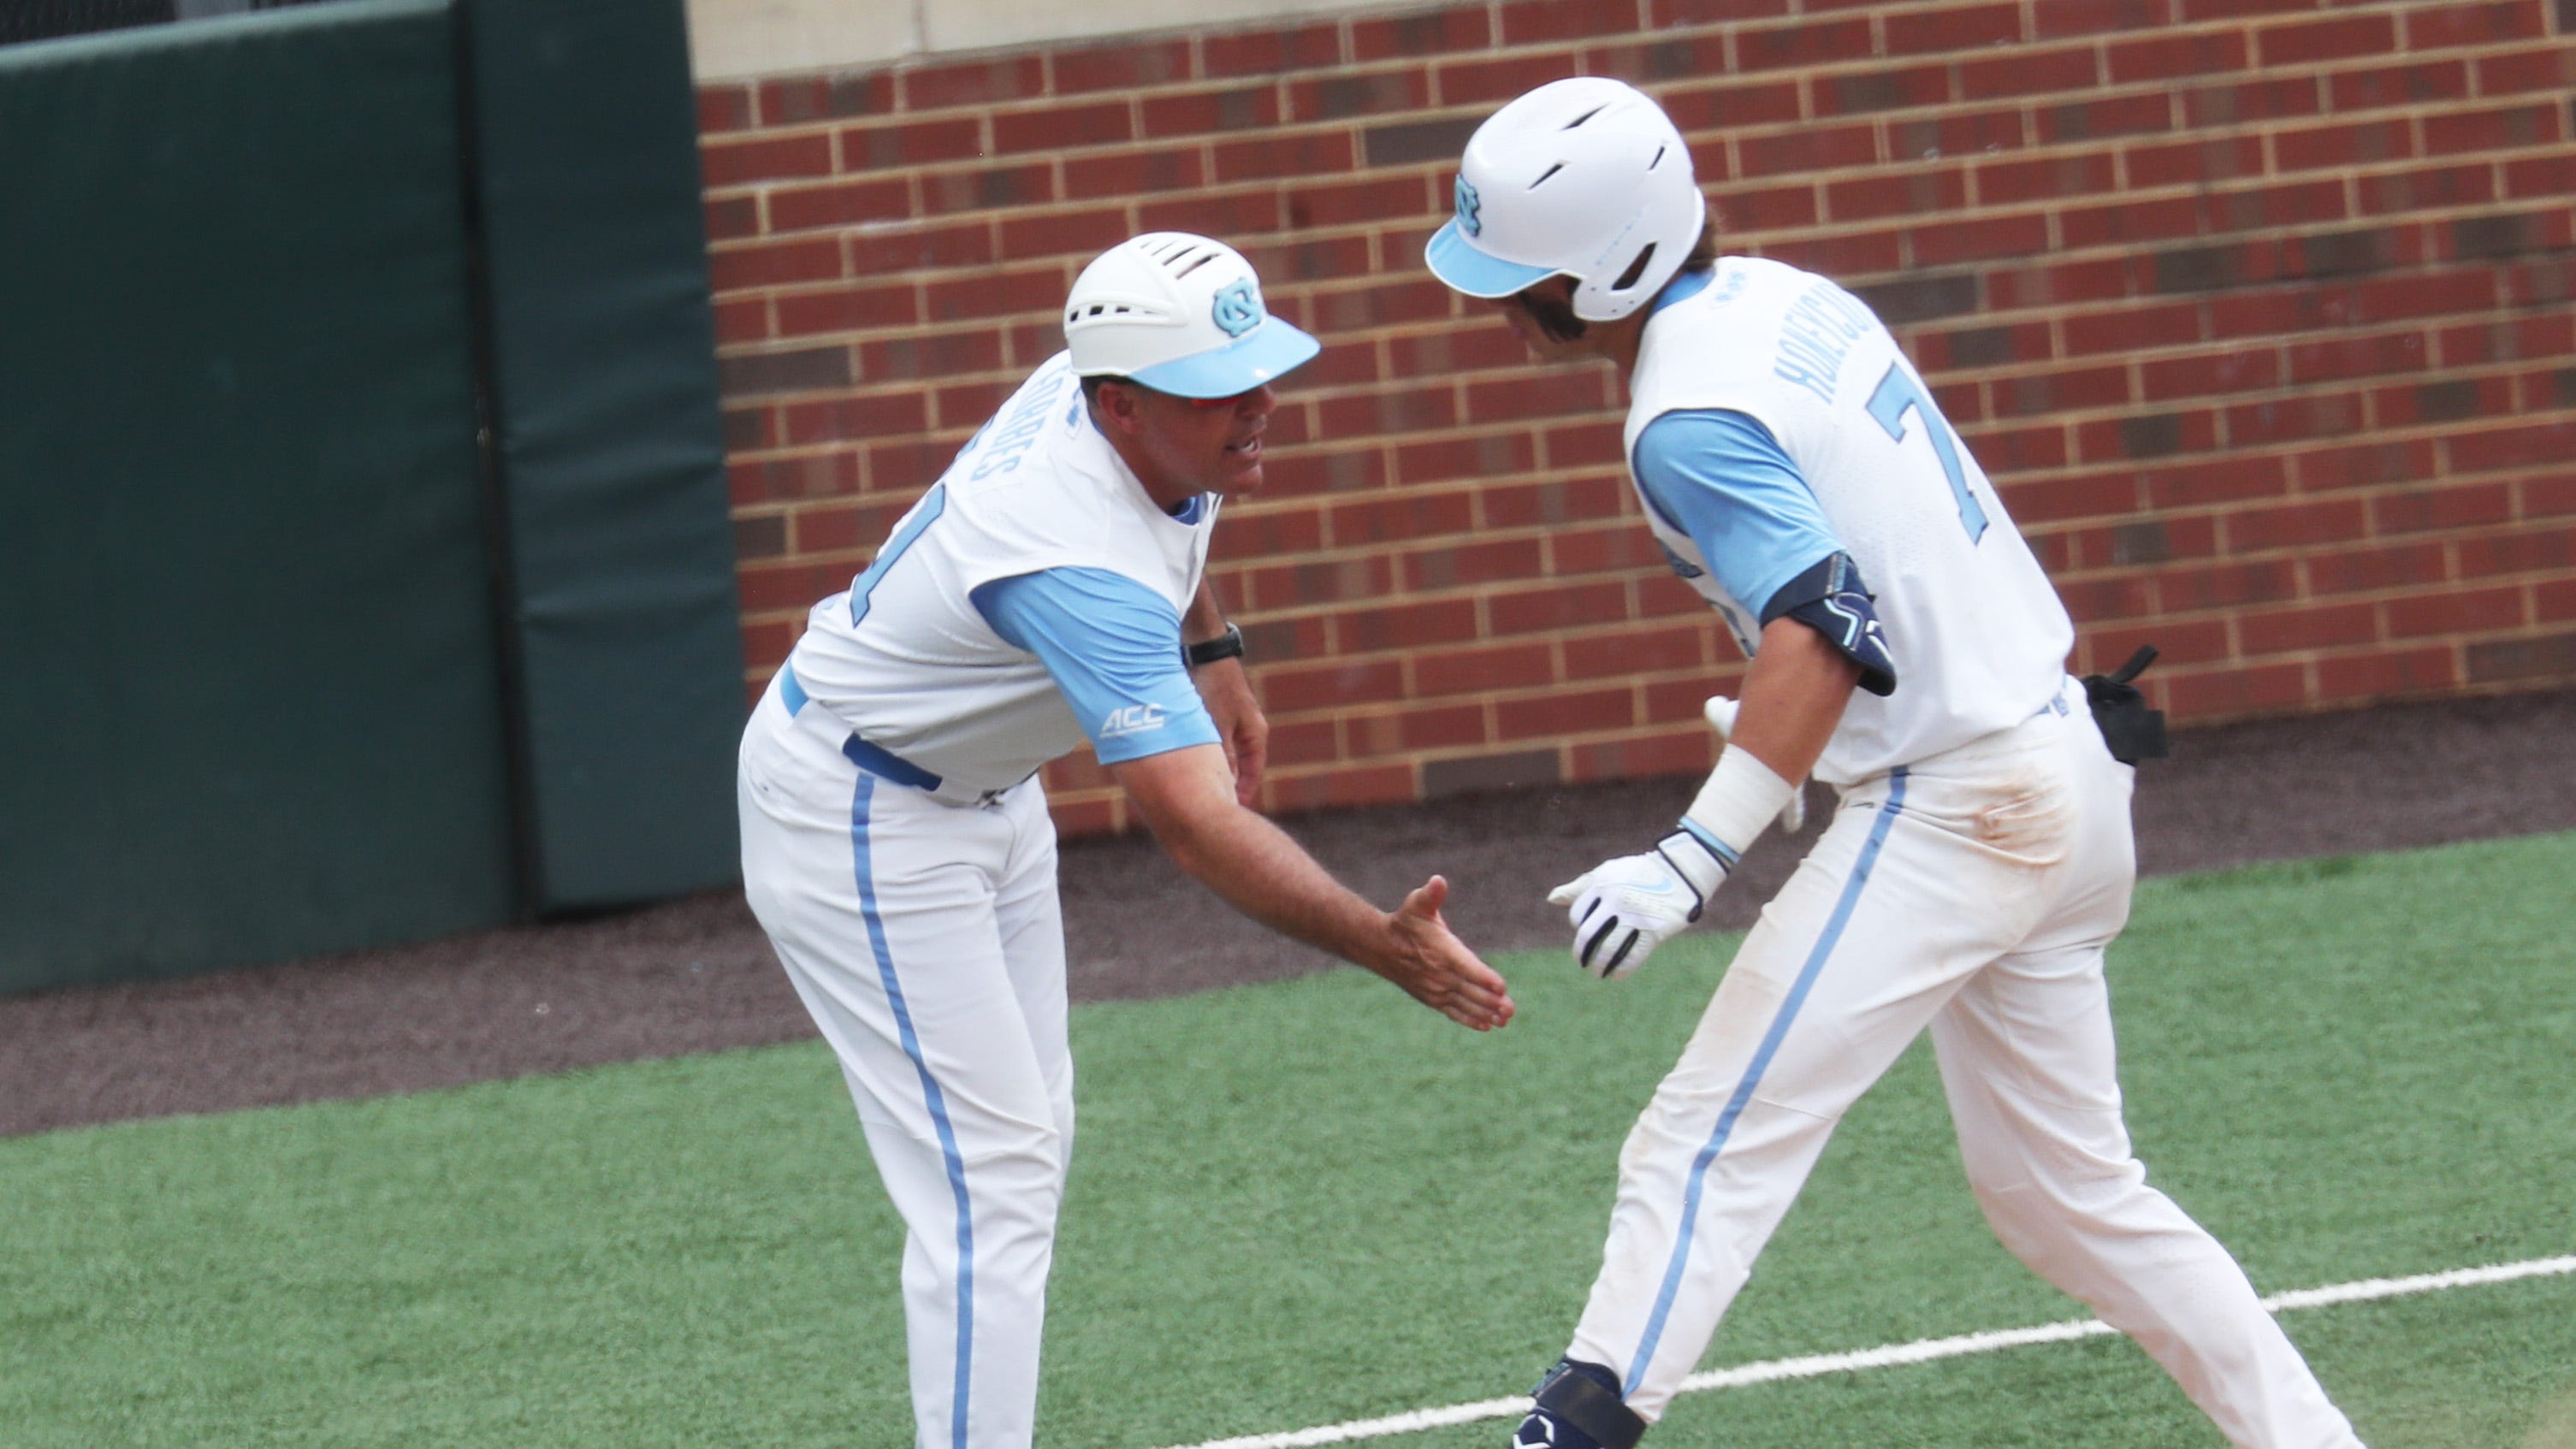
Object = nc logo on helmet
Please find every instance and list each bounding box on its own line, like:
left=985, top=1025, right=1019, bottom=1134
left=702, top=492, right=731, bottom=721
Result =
left=1455, top=176, right=1483, bottom=237
left=1210, top=281, right=1262, bottom=339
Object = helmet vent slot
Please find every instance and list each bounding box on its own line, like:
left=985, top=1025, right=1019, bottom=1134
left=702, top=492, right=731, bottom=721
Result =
left=1172, top=251, right=1217, bottom=279
left=1612, top=242, right=1657, bottom=293
left=1529, top=163, right=1565, bottom=188
left=1649, top=145, right=1667, bottom=169
left=1561, top=104, right=1606, bottom=129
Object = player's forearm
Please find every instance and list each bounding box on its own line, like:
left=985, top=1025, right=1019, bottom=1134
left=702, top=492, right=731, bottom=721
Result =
left=1727, top=618, right=1862, bottom=785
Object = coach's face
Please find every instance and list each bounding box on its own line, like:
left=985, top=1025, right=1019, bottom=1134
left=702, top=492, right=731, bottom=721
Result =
left=1113, top=381, right=1281, bottom=503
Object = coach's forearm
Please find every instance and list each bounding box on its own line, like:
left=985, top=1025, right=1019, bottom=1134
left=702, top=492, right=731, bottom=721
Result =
left=1172, top=808, right=1399, bottom=965
left=1116, top=746, right=1394, bottom=968
left=1181, top=577, right=1230, bottom=647
left=1727, top=618, right=1862, bottom=785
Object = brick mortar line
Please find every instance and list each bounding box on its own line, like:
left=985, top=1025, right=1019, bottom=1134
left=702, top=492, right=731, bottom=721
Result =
left=708, top=50, right=2576, bottom=149
left=697, top=220, right=2576, bottom=333
left=699, top=4, right=2572, bottom=128
left=1262, top=665, right=1697, bottom=704
left=1245, top=608, right=1719, bottom=644
left=713, top=334, right=2576, bottom=417
left=696, top=44, right=2576, bottom=182
left=1724, top=186, right=2574, bottom=249
left=2047, top=524, right=2576, bottom=576
left=1735, top=181, right=2572, bottom=240
left=1211, top=560, right=2576, bottom=661
left=713, top=389, right=2576, bottom=477
left=729, top=548, right=2575, bottom=637
left=715, top=441, right=2573, bottom=536
left=1229, top=633, right=2567, bottom=740
left=695, top=245, right=2565, bottom=347
left=2080, top=606, right=2565, bottom=641
left=693, top=263, right=2574, bottom=357
left=1231, top=624, right=2576, bottom=727
left=732, top=479, right=2571, bottom=580
left=695, top=122, right=2576, bottom=224
left=2073, top=576, right=2573, bottom=612
left=1264, top=719, right=1703, bottom=755
left=1958, top=408, right=2576, bottom=466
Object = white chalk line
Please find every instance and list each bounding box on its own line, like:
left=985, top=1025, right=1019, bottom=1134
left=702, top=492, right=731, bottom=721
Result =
left=1160, top=1253, right=2576, bottom=1449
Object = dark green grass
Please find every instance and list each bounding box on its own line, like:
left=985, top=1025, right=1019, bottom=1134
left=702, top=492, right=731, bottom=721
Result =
left=3, top=833, right=2571, bottom=1447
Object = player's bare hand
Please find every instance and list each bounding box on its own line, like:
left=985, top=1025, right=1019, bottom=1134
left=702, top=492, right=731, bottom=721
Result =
left=1193, top=657, right=1267, bottom=807
left=1384, top=875, right=1515, bottom=1031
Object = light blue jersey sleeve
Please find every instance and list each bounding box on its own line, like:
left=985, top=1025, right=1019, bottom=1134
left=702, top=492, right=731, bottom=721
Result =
left=1634, top=409, right=1897, bottom=695
left=1631, top=409, right=1842, bottom=621
left=970, top=567, right=1222, bottom=765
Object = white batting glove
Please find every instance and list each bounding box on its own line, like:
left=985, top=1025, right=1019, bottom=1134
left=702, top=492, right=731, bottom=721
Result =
left=1703, top=696, right=1805, bottom=834
left=1546, top=831, right=1731, bottom=980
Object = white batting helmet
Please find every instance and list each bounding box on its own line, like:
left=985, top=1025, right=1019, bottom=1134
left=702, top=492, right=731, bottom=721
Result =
left=1424, top=77, right=1706, bottom=322
left=1063, top=233, right=1319, bottom=398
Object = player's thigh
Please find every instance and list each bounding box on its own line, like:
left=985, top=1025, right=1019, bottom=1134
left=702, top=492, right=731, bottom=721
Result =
left=2010, top=712, right=2140, bottom=960
left=1690, top=784, right=2059, bottom=1121
left=1930, top=942, right=2140, bottom=1194
left=1928, top=720, right=2145, bottom=1174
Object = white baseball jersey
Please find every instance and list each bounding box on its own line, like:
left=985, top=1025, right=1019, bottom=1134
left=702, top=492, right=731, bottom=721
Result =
left=783, top=351, right=1223, bottom=795
left=1623, top=257, right=2072, bottom=785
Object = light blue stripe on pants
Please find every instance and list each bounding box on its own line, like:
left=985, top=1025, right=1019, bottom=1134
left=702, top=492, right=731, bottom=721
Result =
left=1572, top=695, right=2364, bottom=1446
left=738, top=676, right=1072, bottom=1449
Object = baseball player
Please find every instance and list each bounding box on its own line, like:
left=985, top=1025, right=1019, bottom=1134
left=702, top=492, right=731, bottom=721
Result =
left=738, top=233, right=1515, bottom=1449
left=1424, top=80, right=2366, bottom=1449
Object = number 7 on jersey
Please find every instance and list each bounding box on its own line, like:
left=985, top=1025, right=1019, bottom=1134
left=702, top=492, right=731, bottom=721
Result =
left=1867, top=363, right=1988, bottom=544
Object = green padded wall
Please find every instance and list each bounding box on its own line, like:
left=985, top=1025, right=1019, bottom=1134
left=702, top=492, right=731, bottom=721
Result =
left=0, top=0, right=518, bottom=992
left=464, top=0, right=746, bottom=910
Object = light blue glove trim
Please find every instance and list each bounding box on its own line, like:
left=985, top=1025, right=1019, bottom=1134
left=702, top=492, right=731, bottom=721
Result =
left=1631, top=409, right=1845, bottom=625
left=1673, top=818, right=1740, bottom=868
left=971, top=568, right=1221, bottom=765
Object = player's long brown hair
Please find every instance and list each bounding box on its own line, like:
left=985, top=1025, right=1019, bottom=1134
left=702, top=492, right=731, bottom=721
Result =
left=1518, top=207, right=1722, bottom=343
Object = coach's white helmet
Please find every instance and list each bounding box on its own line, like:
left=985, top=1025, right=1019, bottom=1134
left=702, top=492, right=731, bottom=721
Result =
left=1424, top=77, right=1706, bottom=322
left=1063, top=233, right=1319, bottom=398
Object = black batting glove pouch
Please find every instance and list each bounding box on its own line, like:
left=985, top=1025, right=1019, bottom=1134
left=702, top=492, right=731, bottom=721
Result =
left=2082, top=645, right=2170, bottom=766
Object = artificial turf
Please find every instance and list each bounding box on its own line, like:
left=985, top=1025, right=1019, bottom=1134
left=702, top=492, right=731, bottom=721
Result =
left=4, top=831, right=2571, bottom=1447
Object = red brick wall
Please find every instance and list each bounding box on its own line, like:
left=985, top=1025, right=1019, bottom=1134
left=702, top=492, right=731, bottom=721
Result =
left=697, top=0, right=2576, bottom=836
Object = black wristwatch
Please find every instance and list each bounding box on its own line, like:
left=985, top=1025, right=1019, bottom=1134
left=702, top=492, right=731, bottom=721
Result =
left=1184, top=622, right=1246, bottom=669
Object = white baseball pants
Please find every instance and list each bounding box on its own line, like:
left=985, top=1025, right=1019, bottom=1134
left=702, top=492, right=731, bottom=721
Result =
left=739, top=676, right=1069, bottom=1449
left=1569, top=680, right=2365, bottom=1448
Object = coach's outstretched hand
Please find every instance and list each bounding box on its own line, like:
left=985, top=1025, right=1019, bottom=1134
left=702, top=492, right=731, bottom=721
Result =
left=1114, top=743, right=1513, bottom=1032
left=1382, top=876, right=1516, bottom=1031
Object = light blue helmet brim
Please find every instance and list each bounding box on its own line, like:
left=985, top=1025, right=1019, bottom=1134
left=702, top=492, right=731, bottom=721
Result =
left=1424, top=219, right=1558, bottom=299
left=1126, top=316, right=1321, bottom=398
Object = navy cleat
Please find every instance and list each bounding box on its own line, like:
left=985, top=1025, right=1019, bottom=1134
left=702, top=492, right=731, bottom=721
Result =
left=1509, top=1359, right=1645, bottom=1449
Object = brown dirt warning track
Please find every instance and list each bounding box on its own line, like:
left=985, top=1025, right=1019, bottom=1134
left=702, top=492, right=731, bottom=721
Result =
left=4, top=687, right=2572, bottom=1139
